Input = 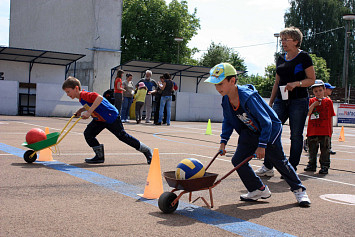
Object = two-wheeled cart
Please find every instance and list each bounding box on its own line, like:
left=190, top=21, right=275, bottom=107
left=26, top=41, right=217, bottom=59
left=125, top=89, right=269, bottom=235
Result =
left=21, top=115, right=81, bottom=163
left=158, top=152, right=254, bottom=213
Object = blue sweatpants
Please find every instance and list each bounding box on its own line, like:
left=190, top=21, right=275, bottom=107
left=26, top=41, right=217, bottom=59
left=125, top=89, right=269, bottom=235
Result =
left=232, top=128, right=305, bottom=192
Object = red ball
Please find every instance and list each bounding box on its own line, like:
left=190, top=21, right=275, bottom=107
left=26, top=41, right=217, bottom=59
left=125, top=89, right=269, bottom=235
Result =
left=26, top=128, right=47, bottom=144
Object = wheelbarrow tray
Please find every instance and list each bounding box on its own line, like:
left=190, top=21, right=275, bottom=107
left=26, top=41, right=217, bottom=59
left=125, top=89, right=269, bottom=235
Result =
left=22, top=132, right=60, bottom=151
left=163, top=171, right=218, bottom=192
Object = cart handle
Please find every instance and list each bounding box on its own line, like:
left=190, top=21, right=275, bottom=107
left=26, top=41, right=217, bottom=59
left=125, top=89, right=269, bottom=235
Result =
left=56, top=115, right=82, bottom=145
left=212, top=154, right=256, bottom=187
left=59, top=115, right=75, bottom=135
left=205, top=150, right=222, bottom=171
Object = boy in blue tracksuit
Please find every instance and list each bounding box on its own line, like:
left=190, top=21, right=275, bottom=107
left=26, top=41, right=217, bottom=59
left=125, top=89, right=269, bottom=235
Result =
left=205, top=63, right=310, bottom=207
left=62, top=76, right=152, bottom=164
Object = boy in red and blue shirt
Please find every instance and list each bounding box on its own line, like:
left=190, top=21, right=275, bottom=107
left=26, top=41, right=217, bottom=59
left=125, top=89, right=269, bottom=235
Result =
left=305, top=80, right=336, bottom=174
left=62, top=76, right=152, bottom=164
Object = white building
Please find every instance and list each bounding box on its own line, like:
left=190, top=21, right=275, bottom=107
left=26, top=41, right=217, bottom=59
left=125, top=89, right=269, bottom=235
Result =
left=2, top=0, right=226, bottom=122
left=9, top=0, right=122, bottom=94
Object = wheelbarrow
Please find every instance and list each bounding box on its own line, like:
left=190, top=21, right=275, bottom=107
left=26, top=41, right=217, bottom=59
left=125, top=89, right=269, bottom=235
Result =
left=21, top=115, right=82, bottom=163
left=158, top=152, right=255, bottom=213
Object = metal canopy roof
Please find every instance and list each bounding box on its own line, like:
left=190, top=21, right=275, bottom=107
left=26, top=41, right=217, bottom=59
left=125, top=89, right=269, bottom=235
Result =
left=111, top=60, right=247, bottom=93
left=113, top=60, right=212, bottom=79
left=0, top=46, right=85, bottom=66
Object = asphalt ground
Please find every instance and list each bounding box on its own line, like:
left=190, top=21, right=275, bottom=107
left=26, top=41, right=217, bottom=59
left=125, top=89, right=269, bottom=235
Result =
left=1, top=115, right=354, bottom=237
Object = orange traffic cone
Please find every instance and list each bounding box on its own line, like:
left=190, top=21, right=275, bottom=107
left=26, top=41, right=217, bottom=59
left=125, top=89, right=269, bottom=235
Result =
left=339, top=126, right=345, bottom=142
left=138, top=148, right=163, bottom=199
left=38, top=127, right=53, bottom=161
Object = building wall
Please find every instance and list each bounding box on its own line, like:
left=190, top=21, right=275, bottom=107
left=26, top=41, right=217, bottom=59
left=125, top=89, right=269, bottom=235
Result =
left=175, top=92, right=223, bottom=122
left=0, top=80, right=18, bottom=115
left=9, top=0, right=122, bottom=95
left=0, top=61, right=65, bottom=85
left=36, top=83, right=88, bottom=117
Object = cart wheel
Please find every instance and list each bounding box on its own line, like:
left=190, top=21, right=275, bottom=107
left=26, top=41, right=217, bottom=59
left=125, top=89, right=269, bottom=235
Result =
left=158, top=192, right=179, bottom=214
left=24, top=150, right=37, bottom=163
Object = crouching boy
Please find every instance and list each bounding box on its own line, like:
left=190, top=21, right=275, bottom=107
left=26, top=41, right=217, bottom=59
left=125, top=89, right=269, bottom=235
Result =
left=204, top=63, right=311, bottom=207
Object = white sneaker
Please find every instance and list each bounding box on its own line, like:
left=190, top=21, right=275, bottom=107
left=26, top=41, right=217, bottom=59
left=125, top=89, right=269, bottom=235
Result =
left=293, top=188, right=311, bottom=207
left=255, top=166, right=274, bottom=177
left=240, top=185, right=271, bottom=201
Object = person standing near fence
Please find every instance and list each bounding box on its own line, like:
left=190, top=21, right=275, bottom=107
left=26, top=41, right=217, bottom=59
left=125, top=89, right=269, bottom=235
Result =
left=136, top=70, right=157, bottom=123
left=114, top=69, right=125, bottom=115
left=155, top=73, right=173, bottom=126
left=121, top=73, right=134, bottom=123
left=134, top=82, right=148, bottom=124
left=153, top=75, right=167, bottom=124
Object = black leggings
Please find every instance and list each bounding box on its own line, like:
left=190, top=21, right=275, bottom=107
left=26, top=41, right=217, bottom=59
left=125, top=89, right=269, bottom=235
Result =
left=84, top=117, right=140, bottom=149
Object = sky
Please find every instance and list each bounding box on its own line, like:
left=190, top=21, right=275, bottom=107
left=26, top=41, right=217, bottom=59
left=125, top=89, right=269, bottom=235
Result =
left=0, top=0, right=290, bottom=76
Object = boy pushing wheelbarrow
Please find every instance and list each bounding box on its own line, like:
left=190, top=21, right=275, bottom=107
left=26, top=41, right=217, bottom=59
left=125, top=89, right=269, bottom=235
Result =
left=204, top=63, right=311, bottom=207
left=62, top=76, right=152, bottom=164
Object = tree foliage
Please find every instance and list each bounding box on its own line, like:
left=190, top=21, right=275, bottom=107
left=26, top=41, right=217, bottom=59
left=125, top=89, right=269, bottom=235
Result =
left=310, top=54, right=330, bottom=82
left=284, top=0, right=354, bottom=87
left=121, top=0, right=200, bottom=64
left=199, top=42, right=247, bottom=71
left=238, top=65, right=275, bottom=98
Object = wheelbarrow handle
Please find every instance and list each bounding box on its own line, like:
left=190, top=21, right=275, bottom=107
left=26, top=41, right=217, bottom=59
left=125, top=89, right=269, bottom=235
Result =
left=59, top=115, right=76, bottom=135
left=213, top=154, right=256, bottom=186
left=56, top=116, right=82, bottom=145
left=205, top=151, right=222, bottom=171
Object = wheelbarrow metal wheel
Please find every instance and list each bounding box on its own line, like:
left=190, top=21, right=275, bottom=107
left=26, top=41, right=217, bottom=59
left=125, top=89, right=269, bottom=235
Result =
left=158, top=192, right=179, bottom=214
left=24, top=150, right=37, bottom=163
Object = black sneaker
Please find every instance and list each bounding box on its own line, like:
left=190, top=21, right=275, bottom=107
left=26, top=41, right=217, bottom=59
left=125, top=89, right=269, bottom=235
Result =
left=304, top=165, right=316, bottom=172
left=319, top=167, right=328, bottom=174
left=329, top=150, right=336, bottom=155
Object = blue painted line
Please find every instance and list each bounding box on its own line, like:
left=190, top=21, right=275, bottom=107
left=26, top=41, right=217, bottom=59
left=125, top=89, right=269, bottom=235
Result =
left=1, top=143, right=295, bottom=237
left=0, top=143, right=26, bottom=157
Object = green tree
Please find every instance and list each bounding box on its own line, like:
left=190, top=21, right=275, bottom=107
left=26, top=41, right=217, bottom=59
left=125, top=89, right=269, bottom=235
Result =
left=238, top=65, right=275, bottom=97
left=199, top=42, right=247, bottom=71
left=284, top=0, right=354, bottom=87
left=121, top=0, right=200, bottom=64
left=310, top=54, right=330, bottom=81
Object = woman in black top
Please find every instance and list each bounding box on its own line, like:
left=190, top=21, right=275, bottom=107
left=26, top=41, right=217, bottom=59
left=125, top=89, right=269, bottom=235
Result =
left=156, top=73, right=173, bottom=126
left=255, top=27, right=316, bottom=176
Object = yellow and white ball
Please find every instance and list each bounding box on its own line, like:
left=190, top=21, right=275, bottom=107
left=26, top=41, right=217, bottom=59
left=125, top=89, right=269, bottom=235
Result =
left=175, top=158, right=205, bottom=180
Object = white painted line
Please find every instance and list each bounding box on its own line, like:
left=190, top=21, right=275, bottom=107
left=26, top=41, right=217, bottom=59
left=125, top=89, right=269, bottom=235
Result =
left=298, top=173, right=355, bottom=187
left=15, top=121, right=83, bottom=135
left=320, top=194, right=355, bottom=205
